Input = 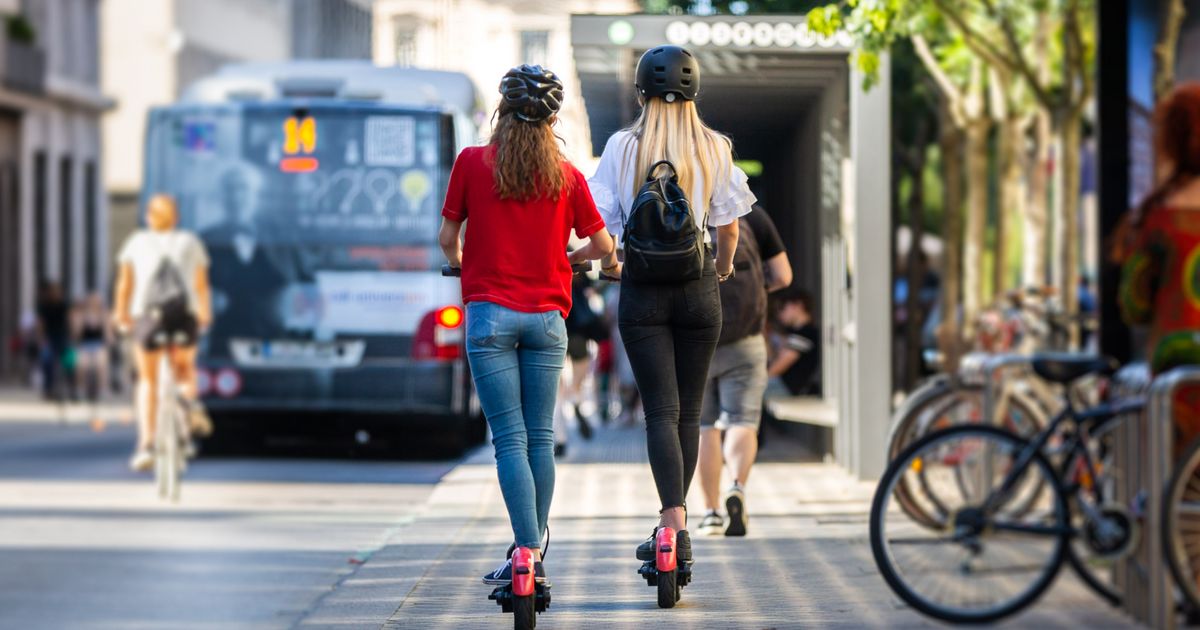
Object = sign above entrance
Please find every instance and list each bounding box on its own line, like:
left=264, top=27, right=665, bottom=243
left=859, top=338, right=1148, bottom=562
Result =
left=665, top=20, right=853, bottom=50
left=570, top=15, right=853, bottom=52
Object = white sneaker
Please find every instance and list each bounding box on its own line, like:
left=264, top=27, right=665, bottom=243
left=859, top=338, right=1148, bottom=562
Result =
left=128, top=448, right=153, bottom=472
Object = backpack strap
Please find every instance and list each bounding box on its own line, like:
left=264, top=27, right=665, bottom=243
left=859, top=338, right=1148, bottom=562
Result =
left=645, top=160, right=677, bottom=181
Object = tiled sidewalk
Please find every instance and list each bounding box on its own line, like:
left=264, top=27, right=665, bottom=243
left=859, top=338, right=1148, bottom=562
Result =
left=302, top=423, right=1137, bottom=629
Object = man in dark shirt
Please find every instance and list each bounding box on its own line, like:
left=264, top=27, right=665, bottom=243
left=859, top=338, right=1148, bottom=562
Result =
left=768, top=288, right=821, bottom=396
left=697, top=205, right=792, bottom=537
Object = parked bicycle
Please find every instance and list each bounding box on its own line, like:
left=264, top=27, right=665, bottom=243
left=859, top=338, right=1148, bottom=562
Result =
left=870, top=354, right=1136, bottom=623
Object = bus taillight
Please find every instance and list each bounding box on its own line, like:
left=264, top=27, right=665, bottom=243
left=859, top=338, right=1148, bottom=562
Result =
left=413, top=306, right=464, bottom=360
left=436, top=306, right=463, bottom=329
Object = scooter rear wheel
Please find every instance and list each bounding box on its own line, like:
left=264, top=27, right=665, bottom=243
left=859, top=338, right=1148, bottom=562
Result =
left=514, top=594, right=535, bottom=629
left=657, top=569, right=678, bottom=608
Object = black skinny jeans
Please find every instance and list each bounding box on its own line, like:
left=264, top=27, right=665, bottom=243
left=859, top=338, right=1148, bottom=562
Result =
left=618, top=258, right=722, bottom=511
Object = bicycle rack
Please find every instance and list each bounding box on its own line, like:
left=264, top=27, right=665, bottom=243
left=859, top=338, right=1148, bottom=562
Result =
left=1114, top=362, right=1180, bottom=629
left=979, top=354, right=1034, bottom=424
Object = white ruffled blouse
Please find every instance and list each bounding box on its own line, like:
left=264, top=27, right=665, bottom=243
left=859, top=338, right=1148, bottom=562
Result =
left=587, top=130, right=756, bottom=242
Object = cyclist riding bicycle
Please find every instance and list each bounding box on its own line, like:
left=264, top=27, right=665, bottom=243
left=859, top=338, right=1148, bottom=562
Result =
left=113, top=194, right=214, bottom=472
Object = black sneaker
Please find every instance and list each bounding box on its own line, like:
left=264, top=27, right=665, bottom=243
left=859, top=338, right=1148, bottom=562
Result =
left=483, top=557, right=548, bottom=585
left=635, top=527, right=692, bottom=562
left=554, top=443, right=566, bottom=458
left=698, top=511, right=724, bottom=536
left=724, top=484, right=747, bottom=537
left=482, top=558, right=513, bottom=585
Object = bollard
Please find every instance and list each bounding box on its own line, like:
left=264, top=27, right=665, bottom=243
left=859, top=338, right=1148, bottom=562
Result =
left=978, top=354, right=1033, bottom=425
left=1122, top=365, right=1200, bottom=630
left=1112, top=362, right=1151, bottom=622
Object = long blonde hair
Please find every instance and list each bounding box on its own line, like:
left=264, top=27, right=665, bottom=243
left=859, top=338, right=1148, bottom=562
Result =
left=623, top=98, right=731, bottom=214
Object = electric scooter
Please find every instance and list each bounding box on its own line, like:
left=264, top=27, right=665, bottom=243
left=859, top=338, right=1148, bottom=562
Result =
left=638, top=527, right=692, bottom=608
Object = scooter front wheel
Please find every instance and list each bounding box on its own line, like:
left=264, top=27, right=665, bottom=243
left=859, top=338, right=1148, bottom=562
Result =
left=657, top=569, right=678, bottom=608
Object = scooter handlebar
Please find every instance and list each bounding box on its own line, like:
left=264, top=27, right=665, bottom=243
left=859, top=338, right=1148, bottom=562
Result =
left=444, top=262, right=591, bottom=277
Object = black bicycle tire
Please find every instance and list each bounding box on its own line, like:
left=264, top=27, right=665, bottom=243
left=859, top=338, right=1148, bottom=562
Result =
left=1164, top=434, right=1200, bottom=612
left=870, top=424, right=1071, bottom=624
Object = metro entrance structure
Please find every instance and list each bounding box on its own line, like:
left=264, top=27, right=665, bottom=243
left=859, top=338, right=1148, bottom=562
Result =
left=571, top=14, right=892, bottom=479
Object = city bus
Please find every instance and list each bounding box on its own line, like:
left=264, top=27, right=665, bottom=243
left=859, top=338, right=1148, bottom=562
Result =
left=141, top=61, right=484, bottom=451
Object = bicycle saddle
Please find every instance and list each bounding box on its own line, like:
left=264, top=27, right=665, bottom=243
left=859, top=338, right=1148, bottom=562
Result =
left=1030, top=353, right=1118, bottom=384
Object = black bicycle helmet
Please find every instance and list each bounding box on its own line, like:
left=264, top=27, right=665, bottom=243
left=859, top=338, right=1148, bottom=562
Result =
left=635, top=45, right=699, bottom=102
left=498, top=64, right=564, bottom=122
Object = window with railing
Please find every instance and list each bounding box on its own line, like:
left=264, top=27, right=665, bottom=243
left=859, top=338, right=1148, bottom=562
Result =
left=393, top=16, right=418, bottom=67
left=519, top=30, right=549, bottom=66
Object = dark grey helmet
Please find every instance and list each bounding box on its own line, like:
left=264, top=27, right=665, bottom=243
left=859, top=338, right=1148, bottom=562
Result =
left=635, top=45, right=699, bottom=102
left=498, top=64, right=564, bottom=122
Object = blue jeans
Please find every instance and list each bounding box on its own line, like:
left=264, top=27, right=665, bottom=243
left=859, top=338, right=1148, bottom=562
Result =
left=466, top=301, right=567, bottom=549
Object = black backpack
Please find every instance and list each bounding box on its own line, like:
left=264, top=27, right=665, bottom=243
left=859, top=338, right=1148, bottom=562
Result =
left=715, top=215, right=766, bottom=345
left=621, top=160, right=706, bottom=284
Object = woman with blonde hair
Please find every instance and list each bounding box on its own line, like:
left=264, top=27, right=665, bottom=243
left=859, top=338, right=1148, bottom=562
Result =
left=440, top=65, right=613, bottom=585
left=589, top=45, right=753, bottom=577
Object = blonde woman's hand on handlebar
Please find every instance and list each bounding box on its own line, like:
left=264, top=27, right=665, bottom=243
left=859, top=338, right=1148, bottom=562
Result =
left=600, top=260, right=622, bottom=282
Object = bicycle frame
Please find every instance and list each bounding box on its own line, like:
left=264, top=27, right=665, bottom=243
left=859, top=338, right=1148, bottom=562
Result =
left=975, top=396, right=1143, bottom=537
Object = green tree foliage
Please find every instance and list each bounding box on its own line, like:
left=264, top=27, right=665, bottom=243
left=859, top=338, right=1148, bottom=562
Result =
left=641, top=0, right=833, bottom=16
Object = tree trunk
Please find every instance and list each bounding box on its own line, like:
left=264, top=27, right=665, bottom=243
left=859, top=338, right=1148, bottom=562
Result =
left=1155, top=0, right=1187, bottom=101
left=1024, top=108, right=1051, bottom=288
left=996, top=115, right=1027, bottom=297
left=939, top=121, right=965, bottom=372
left=1060, top=111, right=1083, bottom=348
left=964, top=117, right=990, bottom=338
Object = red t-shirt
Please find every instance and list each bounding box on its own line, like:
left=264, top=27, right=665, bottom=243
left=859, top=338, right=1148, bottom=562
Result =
left=441, top=145, right=605, bottom=318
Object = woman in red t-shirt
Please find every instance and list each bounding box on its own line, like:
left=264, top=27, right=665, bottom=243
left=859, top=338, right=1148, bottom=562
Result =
left=439, top=65, right=613, bottom=585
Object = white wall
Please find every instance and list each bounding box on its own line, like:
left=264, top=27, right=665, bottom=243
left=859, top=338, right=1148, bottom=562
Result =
left=100, top=0, right=176, bottom=194
left=373, top=0, right=637, bottom=164
left=174, top=0, right=291, bottom=63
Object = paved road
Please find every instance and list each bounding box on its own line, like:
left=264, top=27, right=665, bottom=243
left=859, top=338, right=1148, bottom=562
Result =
left=0, top=415, right=1140, bottom=629
left=0, top=421, right=457, bottom=630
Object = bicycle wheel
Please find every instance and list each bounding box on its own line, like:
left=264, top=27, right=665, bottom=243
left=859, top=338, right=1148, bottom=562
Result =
left=893, top=386, right=1045, bottom=530
left=871, top=425, right=1070, bottom=623
left=1165, top=434, right=1200, bottom=611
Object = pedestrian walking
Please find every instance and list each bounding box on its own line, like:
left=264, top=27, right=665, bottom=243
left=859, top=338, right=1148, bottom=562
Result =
left=36, top=281, right=73, bottom=401
left=696, top=204, right=792, bottom=537
left=1117, top=82, right=1200, bottom=456
left=588, top=45, right=754, bottom=573
left=73, top=292, right=112, bottom=404
left=438, top=65, right=613, bottom=586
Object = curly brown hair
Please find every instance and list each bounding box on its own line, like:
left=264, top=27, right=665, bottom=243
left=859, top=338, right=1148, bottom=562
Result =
left=489, top=109, right=567, bottom=201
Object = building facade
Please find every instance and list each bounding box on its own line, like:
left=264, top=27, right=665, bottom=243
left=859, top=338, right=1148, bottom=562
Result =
left=101, top=0, right=373, bottom=263
left=372, top=0, right=638, bottom=165
left=0, top=0, right=110, bottom=377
